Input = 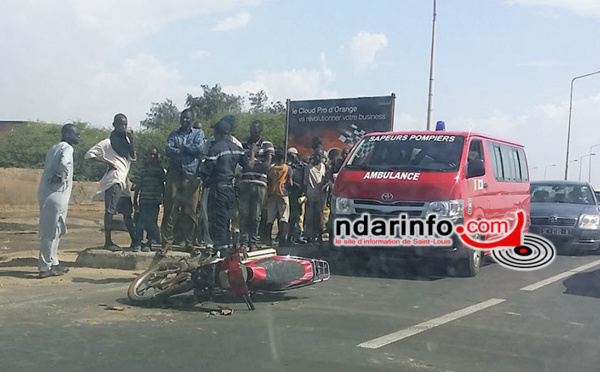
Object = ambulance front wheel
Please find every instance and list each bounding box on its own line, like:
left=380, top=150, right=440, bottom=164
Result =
left=451, top=248, right=482, bottom=277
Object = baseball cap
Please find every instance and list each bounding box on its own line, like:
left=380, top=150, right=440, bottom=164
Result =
left=212, top=115, right=236, bottom=131
left=287, top=147, right=298, bottom=155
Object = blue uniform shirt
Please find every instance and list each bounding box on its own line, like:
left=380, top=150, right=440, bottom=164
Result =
left=165, top=127, right=205, bottom=176
left=200, top=138, right=247, bottom=187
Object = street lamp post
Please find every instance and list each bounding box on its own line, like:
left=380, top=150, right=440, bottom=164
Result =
left=564, top=70, right=600, bottom=180
left=569, top=159, right=578, bottom=180
left=589, top=144, right=600, bottom=183
left=425, top=0, right=437, bottom=131
left=579, top=153, right=596, bottom=181
left=545, top=164, right=556, bottom=180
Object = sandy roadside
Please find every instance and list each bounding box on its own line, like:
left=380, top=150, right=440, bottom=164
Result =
left=0, top=204, right=142, bottom=287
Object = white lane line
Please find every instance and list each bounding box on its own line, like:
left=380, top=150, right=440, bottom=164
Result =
left=570, top=259, right=600, bottom=273
left=357, top=298, right=506, bottom=349
left=519, top=272, right=575, bottom=292
left=520, top=259, right=600, bottom=292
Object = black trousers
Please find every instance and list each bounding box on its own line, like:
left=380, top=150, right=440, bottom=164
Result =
left=207, top=183, right=235, bottom=248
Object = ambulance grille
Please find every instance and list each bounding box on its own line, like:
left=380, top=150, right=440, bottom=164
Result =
left=352, top=199, right=426, bottom=218
left=354, top=199, right=425, bottom=208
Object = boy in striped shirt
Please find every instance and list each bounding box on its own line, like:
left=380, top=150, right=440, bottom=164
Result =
left=239, top=120, right=274, bottom=251
left=132, top=147, right=165, bottom=252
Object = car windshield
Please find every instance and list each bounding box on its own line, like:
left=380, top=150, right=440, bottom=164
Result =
left=531, top=184, right=595, bottom=205
left=345, top=134, right=465, bottom=172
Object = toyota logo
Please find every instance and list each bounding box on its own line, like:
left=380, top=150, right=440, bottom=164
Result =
left=381, top=192, right=393, bottom=201
left=548, top=216, right=558, bottom=223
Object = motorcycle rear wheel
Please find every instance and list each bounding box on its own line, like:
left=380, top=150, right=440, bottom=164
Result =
left=127, top=261, right=190, bottom=304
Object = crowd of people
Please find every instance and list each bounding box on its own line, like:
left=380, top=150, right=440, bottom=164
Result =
left=36, top=111, right=348, bottom=278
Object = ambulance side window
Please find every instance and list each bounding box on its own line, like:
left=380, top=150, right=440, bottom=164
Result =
left=501, top=145, right=516, bottom=182
left=468, top=140, right=484, bottom=162
left=510, top=148, right=523, bottom=182
left=517, top=148, right=528, bottom=182
left=487, top=142, right=504, bottom=181
left=466, top=139, right=485, bottom=178
left=487, top=142, right=528, bottom=183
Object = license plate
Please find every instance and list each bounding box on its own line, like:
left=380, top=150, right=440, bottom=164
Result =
left=540, top=228, right=573, bottom=235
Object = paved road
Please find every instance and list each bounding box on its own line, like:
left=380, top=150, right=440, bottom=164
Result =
left=2, top=251, right=600, bottom=372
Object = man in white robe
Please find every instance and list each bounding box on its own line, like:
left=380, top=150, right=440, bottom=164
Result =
left=85, top=113, right=136, bottom=251
left=38, top=124, right=80, bottom=278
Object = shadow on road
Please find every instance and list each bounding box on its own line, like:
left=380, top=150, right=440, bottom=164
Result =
left=0, top=257, right=39, bottom=268
left=332, top=257, right=447, bottom=281
left=276, top=243, right=448, bottom=281
left=0, top=257, right=41, bottom=279
left=0, top=270, right=40, bottom=279
left=0, top=257, right=78, bottom=281
left=117, top=291, right=304, bottom=313
left=0, top=257, right=77, bottom=269
left=563, top=268, right=600, bottom=300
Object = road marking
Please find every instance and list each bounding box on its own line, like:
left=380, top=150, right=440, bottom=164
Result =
left=520, top=259, right=600, bottom=291
left=357, top=298, right=506, bottom=349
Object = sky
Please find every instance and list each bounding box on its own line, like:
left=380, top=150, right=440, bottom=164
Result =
left=1, top=0, right=600, bottom=184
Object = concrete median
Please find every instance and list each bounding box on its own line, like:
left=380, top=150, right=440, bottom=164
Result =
left=75, top=246, right=191, bottom=271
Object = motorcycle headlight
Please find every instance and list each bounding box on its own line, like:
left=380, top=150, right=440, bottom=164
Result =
left=425, top=200, right=464, bottom=220
left=333, top=196, right=353, bottom=215
left=579, top=214, right=600, bottom=230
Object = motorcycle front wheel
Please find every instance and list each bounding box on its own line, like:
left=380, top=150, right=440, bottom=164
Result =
left=127, top=261, right=192, bottom=304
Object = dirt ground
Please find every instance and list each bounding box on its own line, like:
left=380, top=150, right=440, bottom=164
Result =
left=0, top=204, right=137, bottom=287
left=0, top=170, right=264, bottom=323
left=0, top=203, right=241, bottom=325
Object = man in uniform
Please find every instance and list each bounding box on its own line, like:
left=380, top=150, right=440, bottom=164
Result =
left=199, top=116, right=251, bottom=255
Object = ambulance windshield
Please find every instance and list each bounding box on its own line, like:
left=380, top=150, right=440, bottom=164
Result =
left=345, top=134, right=465, bottom=172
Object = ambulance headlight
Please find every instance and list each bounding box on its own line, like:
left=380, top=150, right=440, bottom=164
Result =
left=425, top=200, right=464, bottom=219
left=333, top=196, right=353, bottom=215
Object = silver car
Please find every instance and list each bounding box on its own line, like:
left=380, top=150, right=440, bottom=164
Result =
left=529, top=181, right=600, bottom=255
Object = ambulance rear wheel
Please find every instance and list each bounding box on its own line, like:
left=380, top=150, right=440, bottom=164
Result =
left=451, top=249, right=481, bottom=277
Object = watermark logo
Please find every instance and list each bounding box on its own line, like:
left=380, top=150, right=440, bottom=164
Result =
left=334, top=214, right=455, bottom=247
left=333, top=209, right=556, bottom=271
left=455, top=210, right=556, bottom=271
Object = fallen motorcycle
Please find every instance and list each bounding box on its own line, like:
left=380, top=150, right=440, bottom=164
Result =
left=127, top=240, right=330, bottom=310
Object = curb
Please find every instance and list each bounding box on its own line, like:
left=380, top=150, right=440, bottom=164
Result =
left=75, top=247, right=191, bottom=271
left=73, top=243, right=327, bottom=271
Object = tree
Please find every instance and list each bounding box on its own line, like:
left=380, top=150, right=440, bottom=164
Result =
left=186, top=84, right=243, bottom=121
left=249, top=90, right=269, bottom=112
left=200, top=111, right=286, bottom=150
left=268, top=100, right=286, bottom=114
left=248, top=91, right=286, bottom=114
left=140, top=99, right=180, bottom=129
left=0, top=84, right=290, bottom=180
left=0, top=121, right=110, bottom=181
left=0, top=122, right=60, bottom=168
left=73, top=122, right=111, bottom=181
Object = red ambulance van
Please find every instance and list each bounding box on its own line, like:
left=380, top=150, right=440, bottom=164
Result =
left=329, top=130, right=530, bottom=277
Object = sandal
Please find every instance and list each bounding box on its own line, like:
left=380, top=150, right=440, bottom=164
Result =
left=104, top=244, right=123, bottom=252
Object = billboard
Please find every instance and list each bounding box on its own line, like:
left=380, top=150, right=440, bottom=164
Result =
left=286, top=94, right=395, bottom=158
